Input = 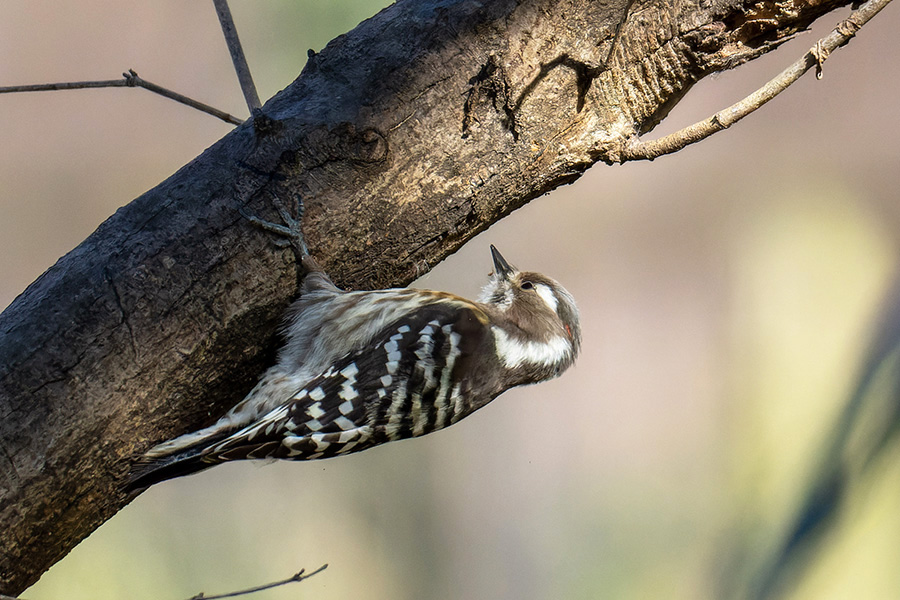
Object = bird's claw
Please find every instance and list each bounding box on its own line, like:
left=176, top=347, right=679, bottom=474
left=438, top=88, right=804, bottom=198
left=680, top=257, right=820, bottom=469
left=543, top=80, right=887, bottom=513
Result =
left=241, top=192, right=309, bottom=258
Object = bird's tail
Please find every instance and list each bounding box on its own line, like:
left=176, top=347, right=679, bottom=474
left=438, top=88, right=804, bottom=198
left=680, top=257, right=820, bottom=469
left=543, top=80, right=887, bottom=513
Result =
left=127, top=447, right=215, bottom=493
left=126, top=425, right=235, bottom=493
left=127, top=373, right=297, bottom=494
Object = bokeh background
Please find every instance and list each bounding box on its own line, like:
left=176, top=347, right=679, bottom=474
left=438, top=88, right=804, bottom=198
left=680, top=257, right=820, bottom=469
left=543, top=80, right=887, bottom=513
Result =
left=3, top=2, right=900, bottom=598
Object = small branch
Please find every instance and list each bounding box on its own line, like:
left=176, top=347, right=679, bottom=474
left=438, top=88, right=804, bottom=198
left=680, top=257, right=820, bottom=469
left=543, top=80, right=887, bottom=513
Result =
left=122, top=70, right=245, bottom=126
left=0, top=69, right=244, bottom=126
left=213, top=0, right=261, bottom=112
left=0, top=565, right=327, bottom=600
left=188, top=564, right=328, bottom=600
left=0, top=79, right=126, bottom=93
left=621, top=0, right=893, bottom=162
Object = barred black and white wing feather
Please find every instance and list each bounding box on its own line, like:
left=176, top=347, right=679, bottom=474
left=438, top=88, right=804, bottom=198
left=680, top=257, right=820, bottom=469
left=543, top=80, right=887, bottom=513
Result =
left=130, top=245, right=580, bottom=490
left=206, top=304, right=491, bottom=462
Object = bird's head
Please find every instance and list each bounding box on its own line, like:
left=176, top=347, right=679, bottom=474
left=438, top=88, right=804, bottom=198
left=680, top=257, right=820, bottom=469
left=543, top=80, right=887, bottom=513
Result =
left=479, top=245, right=581, bottom=381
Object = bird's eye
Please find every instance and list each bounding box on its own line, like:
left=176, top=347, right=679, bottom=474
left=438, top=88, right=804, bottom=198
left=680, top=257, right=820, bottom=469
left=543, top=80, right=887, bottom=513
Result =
left=520, top=281, right=534, bottom=290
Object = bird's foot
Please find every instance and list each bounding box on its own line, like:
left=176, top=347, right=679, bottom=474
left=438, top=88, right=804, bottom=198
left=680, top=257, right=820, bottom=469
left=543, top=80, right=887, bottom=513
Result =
left=241, top=192, right=309, bottom=259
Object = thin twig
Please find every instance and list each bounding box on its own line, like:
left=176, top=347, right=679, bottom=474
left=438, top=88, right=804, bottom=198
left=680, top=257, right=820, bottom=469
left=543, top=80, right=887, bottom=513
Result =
left=123, top=70, right=244, bottom=125
left=212, top=0, right=261, bottom=112
left=0, top=69, right=244, bottom=126
left=188, top=564, right=328, bottom=600
left=0, top=565, right=327, bottom=600
left=621, top=0, right=893, bottom=162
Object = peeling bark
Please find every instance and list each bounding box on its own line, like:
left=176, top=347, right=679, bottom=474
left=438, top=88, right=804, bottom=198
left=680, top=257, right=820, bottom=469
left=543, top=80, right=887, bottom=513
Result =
left=0, top=0, right=861, bottom=593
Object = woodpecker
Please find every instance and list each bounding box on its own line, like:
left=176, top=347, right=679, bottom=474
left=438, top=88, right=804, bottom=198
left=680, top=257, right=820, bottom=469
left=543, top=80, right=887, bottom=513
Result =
left=130, top=205, right=580, bottom=490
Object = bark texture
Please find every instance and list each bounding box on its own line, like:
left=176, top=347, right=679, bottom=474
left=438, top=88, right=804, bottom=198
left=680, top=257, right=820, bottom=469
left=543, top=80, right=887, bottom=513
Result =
left=0, top=0, right=855, bottom=593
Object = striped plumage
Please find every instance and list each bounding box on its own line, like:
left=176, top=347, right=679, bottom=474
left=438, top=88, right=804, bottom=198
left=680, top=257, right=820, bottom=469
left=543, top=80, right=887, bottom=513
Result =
left=130, top=246, right=580, bottom=489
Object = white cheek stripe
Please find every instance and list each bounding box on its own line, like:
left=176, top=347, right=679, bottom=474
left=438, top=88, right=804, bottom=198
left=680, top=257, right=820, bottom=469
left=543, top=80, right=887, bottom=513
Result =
left=491, top=326, right=570, bottom=369
left=534, top=283, right=558, bottom=313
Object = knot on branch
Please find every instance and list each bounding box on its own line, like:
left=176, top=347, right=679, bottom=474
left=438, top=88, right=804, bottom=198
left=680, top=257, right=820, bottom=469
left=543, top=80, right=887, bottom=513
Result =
left=836, top=16, right=863, bottom=38
left=304, top=123, right=389, bottom=166
left=122, top=69, right=140, bottom=87
left=251, top=109, right=284, bottom=138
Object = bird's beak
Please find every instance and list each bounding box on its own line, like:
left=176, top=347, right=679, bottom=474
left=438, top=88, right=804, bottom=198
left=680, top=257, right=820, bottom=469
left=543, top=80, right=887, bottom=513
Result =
left=490, top=245, right=515, bottom=278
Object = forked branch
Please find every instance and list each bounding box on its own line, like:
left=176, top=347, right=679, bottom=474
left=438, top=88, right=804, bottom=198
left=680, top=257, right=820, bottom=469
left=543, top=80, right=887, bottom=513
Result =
left=0, top=565, right=327, bottom=600
left=621, top=0, right=893, bottom=162
left=187, top=564, right=328, bottom=600
left=0, top=69, right=244, bottom=126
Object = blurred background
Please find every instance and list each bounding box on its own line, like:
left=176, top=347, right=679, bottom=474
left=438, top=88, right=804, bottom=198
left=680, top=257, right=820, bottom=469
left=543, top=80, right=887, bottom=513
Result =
left=3, top=1, right=900, bottom=598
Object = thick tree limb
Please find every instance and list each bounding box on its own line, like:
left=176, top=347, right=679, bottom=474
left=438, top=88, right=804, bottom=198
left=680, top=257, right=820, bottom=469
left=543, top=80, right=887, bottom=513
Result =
left=0, top=0, right=878, bottom=594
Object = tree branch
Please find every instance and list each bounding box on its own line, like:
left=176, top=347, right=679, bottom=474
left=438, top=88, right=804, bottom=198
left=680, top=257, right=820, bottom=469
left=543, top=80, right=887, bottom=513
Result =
left=621, top=0, right=892, bottom=162
left=0, top=565, right=327, bottom=600
left=212, top=0, right=261, bottom=112
left=0, top=69, right=244, bottom=125
left=187, top=564, right=327, bottom=600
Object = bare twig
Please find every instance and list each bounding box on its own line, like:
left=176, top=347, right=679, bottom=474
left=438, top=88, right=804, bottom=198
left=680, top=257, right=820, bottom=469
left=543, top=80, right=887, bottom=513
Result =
left=621, top=0, right=893, bottom=162
left=0, top=565, right=327, bottom=600
left=213, top=0, right=261, bottom=112
left=0, top=69, right=244, bottom=126
left=188, top=564, right=328, bottom=600
left=122, top=70, right=244, bottom=125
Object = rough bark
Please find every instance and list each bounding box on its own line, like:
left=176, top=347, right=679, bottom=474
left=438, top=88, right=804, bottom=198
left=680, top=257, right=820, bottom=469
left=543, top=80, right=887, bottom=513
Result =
left=0, top=0, right=858, bottom=593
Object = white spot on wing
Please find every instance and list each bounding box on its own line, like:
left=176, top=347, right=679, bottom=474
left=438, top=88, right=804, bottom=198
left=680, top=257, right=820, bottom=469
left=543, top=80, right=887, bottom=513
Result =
left=385, top=335, right=403, bottom=374
left=338, top=361, right=359, bottom=401
left=434, top=326, right=461, bottom=429
left=411, top=323, right=440, bottom=435
left=335, top=425, right=373, bottom=454
left=282, top=435, right=305, bottom=457
left=306, top=402, right=325, bottom=419
left=334, top=416, right=356, bottom=431
left=339, top=386, right=358, bottom=400
left=386, top=379, right=409, bottom=440
left=338, top=430, right=358, bottom=444
left=450, top=383, right=464, bottom=423
left=310, top=433, right=329, bottom=452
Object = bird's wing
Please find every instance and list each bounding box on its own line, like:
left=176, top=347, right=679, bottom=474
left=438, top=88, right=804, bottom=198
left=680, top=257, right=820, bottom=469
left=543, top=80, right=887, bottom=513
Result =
left=201, top=302, right=492, bottom=463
